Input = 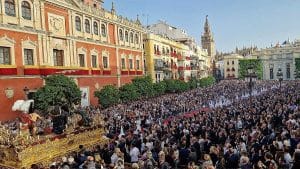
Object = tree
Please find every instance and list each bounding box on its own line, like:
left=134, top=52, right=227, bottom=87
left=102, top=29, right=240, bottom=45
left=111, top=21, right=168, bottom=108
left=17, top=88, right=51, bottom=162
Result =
left=176, top=80, right=190, bottom=92
left=94, top=85, right=120, bottom=108
left=119, top=83, right=140, bottom=103
left=188, top=77, right=198, bottom=89
left=153, top=81, right=167, bottom=96
left=295, top=58, right=300, bottom=71
left=239, top=59, right=263, bottom=79
left=165, top=79, right=190, bottom=93
left=33, top=75, right=81, bottom=114
left=132, top=76, right=155, bottom=98
left=199, top=76, right=216, bottom=87
left=165, top=79, right=177, bottom=93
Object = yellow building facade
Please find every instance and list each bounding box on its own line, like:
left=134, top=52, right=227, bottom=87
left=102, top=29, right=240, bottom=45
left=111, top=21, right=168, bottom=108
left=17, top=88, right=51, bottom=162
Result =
left=223, top=54, right=243, bottom=79
left=143, top=33, right=190, bottom=82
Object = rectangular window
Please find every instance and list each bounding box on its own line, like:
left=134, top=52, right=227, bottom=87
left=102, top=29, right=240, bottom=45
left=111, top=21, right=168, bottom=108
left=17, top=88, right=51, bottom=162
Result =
left=286, top=63, right=290, bottom=79
left=103, top=56, right=108, bottom=69
left=24, top=49, right=34, bottom=65
left=129, top=59, right=133, bottom=69
left=92, top=55, right=97, bottom=68
left=0, top=46, right=11, bottom=65
left=79, top=54, right=85, bottom=67
left=53, top=49, right=64, bottom=66
left=136, top=60, right=140, bottom=70
left=121, top=58, right=126, bottom=69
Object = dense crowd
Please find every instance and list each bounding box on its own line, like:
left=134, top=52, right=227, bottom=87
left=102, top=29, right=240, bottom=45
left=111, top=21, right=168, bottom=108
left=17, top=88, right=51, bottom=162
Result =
left=43, top=80, right=299, bottom=169
left=2, top=80, right=300, bottom=169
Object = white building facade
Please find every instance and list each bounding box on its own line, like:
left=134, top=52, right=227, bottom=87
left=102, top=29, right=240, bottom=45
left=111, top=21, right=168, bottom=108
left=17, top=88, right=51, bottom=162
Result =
left=252, top=40, right=300, bottom=80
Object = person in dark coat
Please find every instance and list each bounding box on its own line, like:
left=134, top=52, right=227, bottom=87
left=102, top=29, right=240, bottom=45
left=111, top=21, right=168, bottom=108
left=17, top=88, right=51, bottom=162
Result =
left=291, top=151, right=300, bottom=169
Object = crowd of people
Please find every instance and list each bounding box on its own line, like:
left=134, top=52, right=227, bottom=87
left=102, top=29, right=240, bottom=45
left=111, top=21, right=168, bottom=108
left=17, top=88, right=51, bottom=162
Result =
left=44, top=80, right=299, bottom=169
left=2, top=80, right=300, bottom=169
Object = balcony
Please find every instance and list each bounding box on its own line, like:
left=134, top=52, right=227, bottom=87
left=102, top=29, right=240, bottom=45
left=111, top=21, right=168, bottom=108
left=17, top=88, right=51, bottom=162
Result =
left=171, top=64, right=178, bottom=69
left=186, top=66, right=191, bottom=70
left=177, top=54, right=183, bottom=60
left=154, top=59, right=164, bottom=71
left=162, top=65, right=172, bottom=71
left=171, top=52, right=177, bottom=58
left=154, top=51, right=161, bottom=56
left=178, top=66, right=184, bottom=71
left=155, top=65, right=164, bottom=71
left=191, top=66, right=199, bottom=70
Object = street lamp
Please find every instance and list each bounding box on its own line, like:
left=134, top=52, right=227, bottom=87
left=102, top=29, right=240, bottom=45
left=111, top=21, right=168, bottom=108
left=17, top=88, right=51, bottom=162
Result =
left=23, top=86, right=29, bottom=100
left=245, top=65, right=257, bottom=103
left=276, top=68, right=283, bottom=89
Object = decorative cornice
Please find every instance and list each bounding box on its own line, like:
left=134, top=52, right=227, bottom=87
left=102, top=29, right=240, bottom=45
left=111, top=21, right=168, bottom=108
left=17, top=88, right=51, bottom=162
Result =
left=46, top=0, right=144, bottom=31
left=0, top=35, right=16, bottom=44
left=0, top=23, right=46, bottom=34
left=0, top=24, right=142, bottom=52
left=21, top=38, right=37, bottom=46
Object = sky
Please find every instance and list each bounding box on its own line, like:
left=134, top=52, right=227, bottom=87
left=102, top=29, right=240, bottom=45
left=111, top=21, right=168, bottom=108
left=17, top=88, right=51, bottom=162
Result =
left=103, top=0, right=300, bottom=53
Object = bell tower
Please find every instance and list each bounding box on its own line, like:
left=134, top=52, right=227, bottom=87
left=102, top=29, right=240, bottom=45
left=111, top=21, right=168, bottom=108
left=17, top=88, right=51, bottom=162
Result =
left=201, top=15, right=215, bottom=60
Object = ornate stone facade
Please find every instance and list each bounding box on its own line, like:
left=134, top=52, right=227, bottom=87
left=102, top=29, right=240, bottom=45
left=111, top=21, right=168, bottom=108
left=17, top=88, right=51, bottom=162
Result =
left=251, top=40, right=300, bottom=80
left=0, top=0, right=144, bottom=121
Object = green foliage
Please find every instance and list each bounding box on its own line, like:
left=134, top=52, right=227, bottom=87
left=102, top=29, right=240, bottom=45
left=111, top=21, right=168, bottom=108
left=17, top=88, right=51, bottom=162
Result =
left=165, top=79, right=190, bottom=93
left=94, top=75, right=216, bottom=109
left=153, top=81, right=167, bottom=96
left=198, top=76, right=216, bottom=87
left=33, top=75, right=81, bottom=113
left=132, top=76, right=155, bottom=98
left=94, top=85, right=120, bottom=108
left=295, top=58, right=300, bottom=71
left=119, top=83, right=140, bottom=103
left=176, top=80, right=190, bottom=92
left=188, top=77, right=198, bottom=89
left=164, top=79, right=177, bottom=93
left=239, top=59, right=263, bottom=79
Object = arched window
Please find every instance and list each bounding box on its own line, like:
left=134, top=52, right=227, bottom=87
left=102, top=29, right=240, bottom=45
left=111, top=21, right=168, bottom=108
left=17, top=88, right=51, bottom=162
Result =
left=5, top=0, right=16, bottom=16
left=119, top=29, right=123, bottom=41
left=130, top=32, right=134, bottom=43
left=93, top=22, right=98, bottom=35
left=101, top=24, right=107, bottom=37
left=21, top=1, right=31, bottom=20
left=85, top=19, right=90, bottom=33
left=75, top=16, right=81, bottom=31
left=135, top=34, right=139, bottom=44
left=125, top=31, right=129, bottom=42
left=232, top=67, right=235, bottom=71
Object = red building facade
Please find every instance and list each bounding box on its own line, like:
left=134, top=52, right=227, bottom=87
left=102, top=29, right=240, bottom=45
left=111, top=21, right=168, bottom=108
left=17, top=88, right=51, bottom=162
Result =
left=0, top=0, right=144, bottom=120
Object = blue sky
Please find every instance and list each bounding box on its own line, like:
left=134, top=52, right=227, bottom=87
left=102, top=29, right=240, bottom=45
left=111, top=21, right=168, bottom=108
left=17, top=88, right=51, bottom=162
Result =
left=103, top=0, right=300, bottom=52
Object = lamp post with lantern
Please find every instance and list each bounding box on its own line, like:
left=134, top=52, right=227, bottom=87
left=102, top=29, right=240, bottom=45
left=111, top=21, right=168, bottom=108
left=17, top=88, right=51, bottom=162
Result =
left=276, top=68, right=283, bottom=90
left=245, top=65, right=257, bottom=103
